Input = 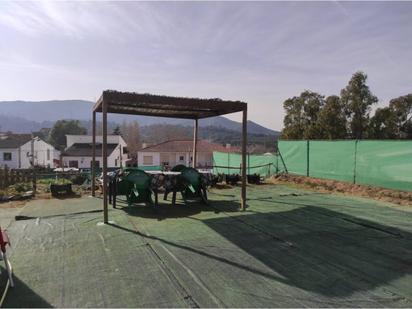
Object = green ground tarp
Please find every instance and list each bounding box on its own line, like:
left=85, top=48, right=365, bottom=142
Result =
left=3, top=188, right=412, bottom=307
left=212, top=152, right=276, bottom=177
left=278, top=140, right=412, bottom=192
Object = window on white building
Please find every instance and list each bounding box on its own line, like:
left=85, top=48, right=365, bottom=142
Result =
left=47, top=149, right=50, bottom=160
left=179, top=155, right=184, bottom=161
left=69, top=160, right=79, bottom=168
left=143, top=155, right=153, bottom=165
left=3, top=153, right=12, bottom=161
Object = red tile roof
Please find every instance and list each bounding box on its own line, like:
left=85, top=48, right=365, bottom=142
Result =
left=139, top=140, right=240, bottom=153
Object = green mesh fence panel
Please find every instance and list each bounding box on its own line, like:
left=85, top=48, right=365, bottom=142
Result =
left=137, top=165, right=163, bottom=171
left=212, top=152, right=241, bottom=174
left=309, top=141, right=356, bottom=182
left=277, top=140, right=308, bottom=175
left=212, top=152, right=276, bottom=177
left=356, top=141, right=412, bottom=192
left=278, top=140, right=412, bottom=192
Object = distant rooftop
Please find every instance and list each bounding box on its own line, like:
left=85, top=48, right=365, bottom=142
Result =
left=139, top=139, right=240, bottom=153
left=0, top=133, right=32, bottom=149
left=63, top=143, right=118, bottom=157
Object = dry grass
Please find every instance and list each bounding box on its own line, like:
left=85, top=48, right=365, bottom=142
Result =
left=268, top=173, right=412, bottom=207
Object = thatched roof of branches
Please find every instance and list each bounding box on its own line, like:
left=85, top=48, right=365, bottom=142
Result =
left=93, top=90, right=247, bottom=119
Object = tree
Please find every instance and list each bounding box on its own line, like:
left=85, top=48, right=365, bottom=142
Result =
left=113, top=125, right=121, bottom=136
left=368, top=107, right=397, bottom=139
left=49, top=120, right=87, bottom=150
left=389, top=94, right=412, bottom=138
left=340, top=71, right=378, bottom=139
left=301, top=91, right=324, bottom=139
left=316, top=95, right=347, bottom=139
left=281, top=96, right=304, bottom=139
left=120, top=121, right=140, bottom=159
left=281, top=90, right=324, bottom=139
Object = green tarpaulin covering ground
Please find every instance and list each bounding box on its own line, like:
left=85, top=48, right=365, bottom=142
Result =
left=1, top=185, right=412, bottom=307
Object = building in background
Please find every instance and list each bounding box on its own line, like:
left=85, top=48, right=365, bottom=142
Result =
left=62, top=135, right=127, bottom=169
left=0, top=133, right=59, bottom=169
left=137, top=139, right=239, bottom=169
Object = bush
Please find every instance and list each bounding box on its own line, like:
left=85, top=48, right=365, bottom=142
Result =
left=14, top=183, right=32, bottom=193
left=71, top=174, right=87, bottom=185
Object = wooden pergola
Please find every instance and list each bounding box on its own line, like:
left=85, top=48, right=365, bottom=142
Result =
left=91, top=90, right=248, bottom=223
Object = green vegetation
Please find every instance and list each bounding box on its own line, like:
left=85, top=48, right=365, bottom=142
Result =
left=48, top=119, right=87, bottom=150
left=282, top=71, right=412, bottom=139
left=38, top=178, right=72, bottom=185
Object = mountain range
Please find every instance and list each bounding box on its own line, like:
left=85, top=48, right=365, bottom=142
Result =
left=0, top=100, right=279, bottom=136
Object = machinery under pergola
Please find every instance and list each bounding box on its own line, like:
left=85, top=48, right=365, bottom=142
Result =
left=91, top=90, right=248, bottom=223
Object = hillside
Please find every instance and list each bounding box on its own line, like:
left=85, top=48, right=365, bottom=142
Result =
left=0, top=100, right=278, bottom=135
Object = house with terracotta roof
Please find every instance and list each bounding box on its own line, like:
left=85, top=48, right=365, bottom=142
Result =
left=137, top=139, right=239, bottom=169
left=0, top=133, right=59, bottom=169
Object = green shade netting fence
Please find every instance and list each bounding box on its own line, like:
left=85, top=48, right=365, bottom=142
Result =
left=356, top=141, right=412, bottom=192
left=278, top=140, right=412, bottom=192
left=212, top=152, right=276, bottom=177
left=277, top=140, right=307, bottom=175
left=137, top=165, right=163, bottom=171
left=309, top=141, right=356, bottom=182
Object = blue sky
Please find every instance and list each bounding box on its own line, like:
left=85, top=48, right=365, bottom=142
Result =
left=1, top=1, right=411, bottom=130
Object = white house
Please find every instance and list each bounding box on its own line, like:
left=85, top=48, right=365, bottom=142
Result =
left=62, top=135, right=128, bottom=169
left=0, top=133, right=59, bottom=169
left=137, top=139, right=239, bottom=169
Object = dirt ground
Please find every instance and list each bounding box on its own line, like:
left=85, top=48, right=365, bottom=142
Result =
left=269, top=173, right=412, bottom=208
left=0, top=185, right=92, bottom=209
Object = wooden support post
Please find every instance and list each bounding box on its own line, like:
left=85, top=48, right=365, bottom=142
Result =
left=102, top=100, right=108, bottom=223
left=119, top=145, right=123, bottom=168
left=353, top=140, right=358, bottom=184
left=92, top=111, right=96, bottom=196
left=193, top=119, right=198, bottom=168
left=248, top=152, right=250, bottom=175
left=306, top=140, right=310, bottom=177
left=241, top=108, right=247, bottom=211
left=31, top=134, right=36, bottom=193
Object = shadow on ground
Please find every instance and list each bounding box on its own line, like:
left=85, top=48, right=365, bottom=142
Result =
left=117, top=196, right=241, bottom=220
left=0, top=266, right=51, bottom=308
left=201, top=205, right=412, bottom=299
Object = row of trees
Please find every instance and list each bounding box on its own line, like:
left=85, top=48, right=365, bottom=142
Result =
left=282, top=71, right=412, bottom=139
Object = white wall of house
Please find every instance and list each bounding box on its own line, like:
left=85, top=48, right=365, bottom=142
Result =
left=0, top=148, right=20, bottom=169
left=20, top=138, right=58, bottom=168
left=62, top=135, right=128, bottom=169
left=137, top=152, right=160, bottom=166
left=137, top=151, right=213, bottom=168
left=62, top=144, right=126, bottom=169
left=0, top=138, right=59, bottom=169
left=66, top=135, right=126, bottom=148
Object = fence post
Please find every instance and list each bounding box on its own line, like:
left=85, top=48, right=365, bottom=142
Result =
left=247, top=153, right=250, bottom=175
left=32, top=169, right=37, bottom=194
left=227, top=152, right=230, bottom=175
left=353, top=140, right=358, bottom=184
left=4, top=166, right=9, bottom=188
left=306, top=140, right=310, bottom=177
left=0, top=169, right=2, bottom=189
